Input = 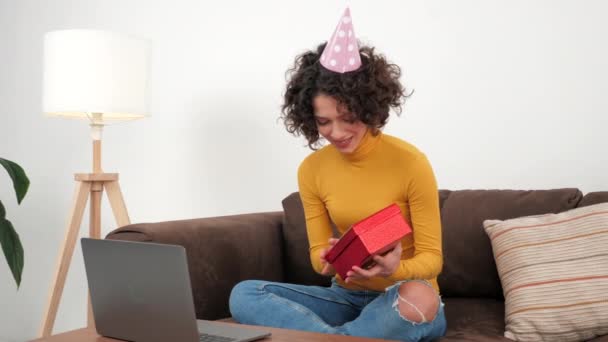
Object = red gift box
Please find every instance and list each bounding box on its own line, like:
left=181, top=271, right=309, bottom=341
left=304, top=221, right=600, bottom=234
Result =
left=324, top=203, right=412, bottom=279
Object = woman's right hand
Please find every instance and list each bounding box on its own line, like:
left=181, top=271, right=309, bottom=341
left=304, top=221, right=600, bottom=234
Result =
left=319, top=238, right=339, bottom=275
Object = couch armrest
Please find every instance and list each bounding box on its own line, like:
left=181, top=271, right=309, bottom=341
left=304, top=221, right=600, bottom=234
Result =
left=105, top=211, right=285, bottom=320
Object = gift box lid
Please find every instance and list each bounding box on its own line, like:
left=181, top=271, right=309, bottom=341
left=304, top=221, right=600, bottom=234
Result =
left=325, top=203, right=410, bottom=263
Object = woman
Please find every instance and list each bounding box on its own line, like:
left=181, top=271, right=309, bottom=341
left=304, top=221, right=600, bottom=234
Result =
left=229, top=8, right=446, bottom=341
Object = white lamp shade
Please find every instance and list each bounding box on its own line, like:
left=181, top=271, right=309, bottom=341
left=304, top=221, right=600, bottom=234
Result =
left=43, top=29, right=151, bottom=121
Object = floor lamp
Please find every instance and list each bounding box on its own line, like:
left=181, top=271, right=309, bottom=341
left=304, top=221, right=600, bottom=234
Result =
left=39, top=29, right=151, bottom=338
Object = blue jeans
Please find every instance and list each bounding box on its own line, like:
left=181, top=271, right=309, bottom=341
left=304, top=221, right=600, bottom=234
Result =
left=229, top=278, right=447, bottom=342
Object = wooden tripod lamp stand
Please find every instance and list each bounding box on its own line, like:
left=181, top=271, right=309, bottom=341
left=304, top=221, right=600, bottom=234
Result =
left=39, top=29, right=151, bottom=338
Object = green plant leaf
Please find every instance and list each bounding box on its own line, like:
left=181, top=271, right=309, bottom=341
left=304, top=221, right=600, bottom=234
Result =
left=0, top=201, right=24, bottom=288
left=0, top=158, right=30, bottom=205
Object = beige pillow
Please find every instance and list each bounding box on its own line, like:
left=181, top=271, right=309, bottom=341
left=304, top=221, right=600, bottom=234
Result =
left=483, top=202, right=608, bottom=342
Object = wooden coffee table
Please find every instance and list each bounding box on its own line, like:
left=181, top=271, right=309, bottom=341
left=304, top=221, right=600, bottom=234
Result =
left=30, top=321, right=390, bottom=342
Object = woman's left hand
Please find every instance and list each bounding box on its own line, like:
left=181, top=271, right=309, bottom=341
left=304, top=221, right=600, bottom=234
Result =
left=345, top=241, right=402, bottom=283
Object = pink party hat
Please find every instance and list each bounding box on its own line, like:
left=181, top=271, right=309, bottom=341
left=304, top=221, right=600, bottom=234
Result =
left=320, top=7, right=362, bottom=73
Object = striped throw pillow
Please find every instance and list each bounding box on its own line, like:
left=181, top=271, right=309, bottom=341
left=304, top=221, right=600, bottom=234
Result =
left=483, top=202, right=608, bottom=342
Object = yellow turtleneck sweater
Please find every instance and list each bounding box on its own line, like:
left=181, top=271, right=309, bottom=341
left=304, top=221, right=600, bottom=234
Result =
left=297, top=130, right=443, bottom=293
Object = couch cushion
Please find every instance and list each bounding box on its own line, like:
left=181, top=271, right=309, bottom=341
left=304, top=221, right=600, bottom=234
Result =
left=106, top=213, right=285, bottom=320
left=438, top=188, right=582, bottom=299
left=440, top=298, right=511, bottom=341
left=483, top=202, right=608, bottom=342
left=281, top=192, right=332, bottom=286
left=439, top=190, right=451, bottom=209
left=579, top=191, right=608, bottom=208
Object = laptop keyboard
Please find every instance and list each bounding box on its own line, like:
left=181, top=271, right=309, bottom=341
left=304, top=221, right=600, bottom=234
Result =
left=199, top=333, right=237, bottom=342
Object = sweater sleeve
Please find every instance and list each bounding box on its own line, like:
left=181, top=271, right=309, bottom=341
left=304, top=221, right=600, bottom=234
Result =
left=297, top=160, right=334, bottom=275
left=387, top=154, right=443, bottom=281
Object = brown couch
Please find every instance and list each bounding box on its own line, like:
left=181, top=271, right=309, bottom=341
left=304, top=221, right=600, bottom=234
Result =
left=106, top=188, right=608, bottom=341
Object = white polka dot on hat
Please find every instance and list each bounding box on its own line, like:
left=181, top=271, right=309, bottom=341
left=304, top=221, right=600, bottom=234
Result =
left=320, top=7, right=362, bottom=73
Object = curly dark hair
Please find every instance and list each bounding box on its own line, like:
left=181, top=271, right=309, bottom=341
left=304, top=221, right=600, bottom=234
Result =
left=281, top=42, right=409, bottom=149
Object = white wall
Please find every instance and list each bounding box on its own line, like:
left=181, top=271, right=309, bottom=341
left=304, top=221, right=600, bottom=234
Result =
left=1, top=0, right=607, bottom=340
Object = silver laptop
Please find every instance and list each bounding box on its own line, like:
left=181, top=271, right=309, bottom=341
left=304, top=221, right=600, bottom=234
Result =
left=81, top=238, right=271, bottom=342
